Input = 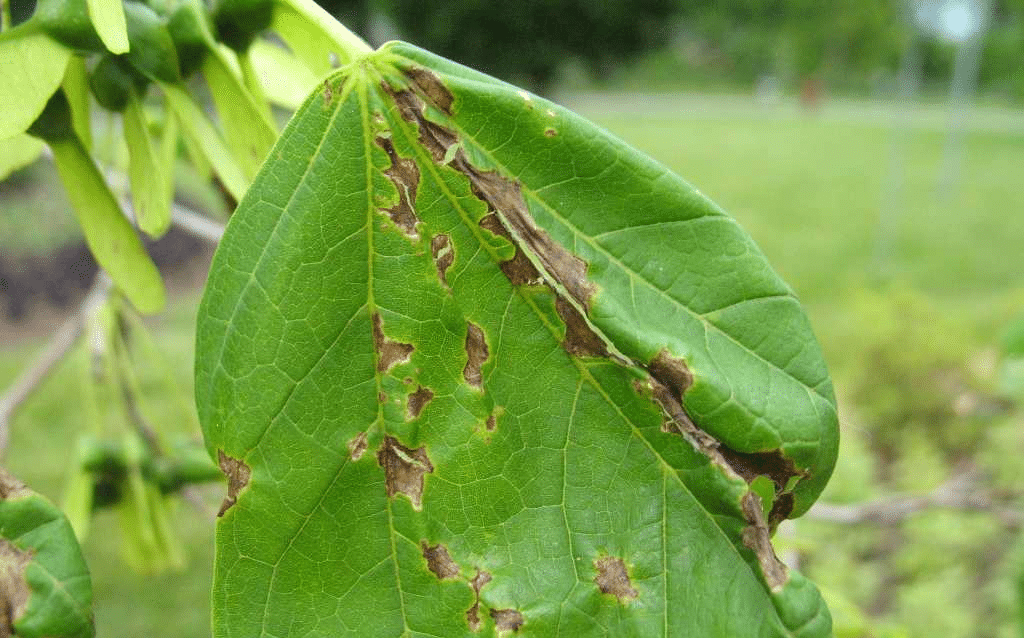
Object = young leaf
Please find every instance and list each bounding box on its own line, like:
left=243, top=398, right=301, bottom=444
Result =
left=0, top=32, right=70, bottom=140
left=123, top=91, right=171, bottom=237
left=0, top=470, right=95, bottom=638
left=86, top=0, right=128, bottom=54
left=46, top=124, right=165, bottom=313
left=162, top=83, right=248, bottom=201
left=247, top=38, right=318, bottom=110
left=196, top=42, right=838, bottom=637
left=201, top=48, right=277, bottom=181
left=62, top=56, right=93, bottom=150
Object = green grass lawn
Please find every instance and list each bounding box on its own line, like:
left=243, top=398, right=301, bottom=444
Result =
left=2, top=92, right=1022, bottom=637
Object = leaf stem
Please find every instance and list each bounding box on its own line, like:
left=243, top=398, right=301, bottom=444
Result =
left=1, top=0, right=10, bottom=32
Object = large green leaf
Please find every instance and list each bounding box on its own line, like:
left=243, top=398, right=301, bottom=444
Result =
left=196, top=41, right=838, bottom=637
left=0, top=470, right=94, bottom=638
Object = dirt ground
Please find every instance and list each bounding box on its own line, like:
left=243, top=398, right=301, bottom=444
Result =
left=0, top=229, right=213, bottom=344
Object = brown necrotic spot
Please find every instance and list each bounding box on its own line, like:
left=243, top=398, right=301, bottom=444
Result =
left=463, top=322, right=489, bottom=388
left=466, top=569, right=492, bottom=631
left=593, top=555, right=638, bottom=603
left=407, top=386, right=434, bottom=419
left=556, top=296, right=608, bottom=358
left=647, top=350, right=694, bottom=400
left=464, top=169, right=594, bottom=309
left=0, top=538, right=32, bottom=635
left=404, top=67, right=454, bottom=115
left=430, top=233, right=454, bottom=287
left=372, top=313, right=414, bottom=373
left=479, top=214, right=541, bottom=286
left=544, top=128, right=557, bottom=138
left=421, top=541, right=460, bottom=580
left=741, top=492, right=788, bottom=591
left=490, top=608, right=524, bottom=633
left=377, top=436, right=434, bottom=509
left=485, top=414, right=497, bottom=431
left=374, top=136, right=421, bottom=239
left=348, top=432, right=368, bottom=461
left=216, top=450, right=251, bottom=517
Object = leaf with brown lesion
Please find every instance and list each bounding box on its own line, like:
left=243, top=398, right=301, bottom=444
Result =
left=216, top=450, right=251, bottom=517
left=376, top=436, right=434, bottom=509
left=373, top=313, right=415, bottom=374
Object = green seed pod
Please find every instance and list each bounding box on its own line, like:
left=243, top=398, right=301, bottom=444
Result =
left=152, top=441, right=223, bottom=493
left=167, top=0, right=213, bottom=78
left=212, top=0, right=273, bottom=52
left=26, top=89, right=76, bottom=143
left=90, top=55, right=149, bottom=112
left=123, top=0, right=182, bottom=84
left=34, top=0, right=105, bottom=53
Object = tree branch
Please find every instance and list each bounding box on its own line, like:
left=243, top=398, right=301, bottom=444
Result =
left=0, top=275, right=111, bottom=459
left=806, top=471, right=1023, bottom=528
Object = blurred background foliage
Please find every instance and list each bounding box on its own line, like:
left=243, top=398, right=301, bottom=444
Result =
left=312, top=0, right=1024, bottom=99
left=1, top=0, right=1023, bottom=636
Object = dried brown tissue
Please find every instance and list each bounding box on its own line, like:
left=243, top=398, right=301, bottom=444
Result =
left=374, top=136, right=421, bottom=239
left=463, top=322, right=489, bottom=387
left=407, top=386, right=434, bottom=419
left=376, top=436, right=433, bottom=509
left=372, top=313, right=414, bottom=373
left=216, top=450, right=251, bottom=517
left=594, top=555, right=639, bottom=603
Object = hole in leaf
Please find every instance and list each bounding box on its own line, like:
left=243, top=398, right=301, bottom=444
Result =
left=489, top=608, right=524, bottom=633
left=421, top=541, right=460, bottom=580
left=463, top=322, right=489, bottom=388
left=555, top=296, right=608, bottom=358
left=374, top=136, right=421, bottom=239
left=593, top=555, right=638, bottom=603
left=372, top=313, right=414, bottom=373
left=407, top=386, right=434, bottom=420
left=216, top=450, right=251, bottom=517
left=376, top=436, right=433, bottom=509
left=430, top=233, right=454, bottom=287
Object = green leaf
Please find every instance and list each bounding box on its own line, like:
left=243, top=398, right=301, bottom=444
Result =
left=0, top=133, right=44, bottom=181
left=247, top=38, right=318, bottom=110
left=62, top=56, right=93, bottom=150
left=0, top=470, right=95, bottom=638
left=0, top=32, right=70, bottom=140
left=201, top=48, right=277, bottom=181
left=87, top=0, right=128, bottom=53
left=196, top=42, right=838, bottom=637
left=123, top=90, right=171, bottom=236
left=162, top=82, right=248, bottom=201
left=48, top=131, right=165, bottom=313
